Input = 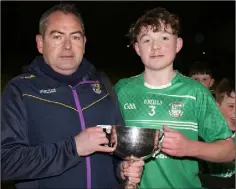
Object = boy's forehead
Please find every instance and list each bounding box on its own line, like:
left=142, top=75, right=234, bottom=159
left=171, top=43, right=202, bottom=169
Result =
left=222, top=92, right=235, bottom=102
left=191, top=74, right=211, bottom=78
left=138, top=24, right=173, bottom=36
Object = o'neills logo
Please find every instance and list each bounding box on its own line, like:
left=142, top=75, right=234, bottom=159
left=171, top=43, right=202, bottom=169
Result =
left=169, top=102, right=184, bottom=118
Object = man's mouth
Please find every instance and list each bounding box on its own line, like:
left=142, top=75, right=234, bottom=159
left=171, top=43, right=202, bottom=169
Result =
left=60, top=56, right=74, bottom=59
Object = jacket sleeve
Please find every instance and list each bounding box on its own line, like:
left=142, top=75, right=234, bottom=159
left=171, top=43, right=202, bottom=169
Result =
left=1, top=82, right=81, bottom=181
left=113, top=89, right=126, bottom=183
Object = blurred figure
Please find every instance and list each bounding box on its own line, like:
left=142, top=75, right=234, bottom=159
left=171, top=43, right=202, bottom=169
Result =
left=189, top=61, right=215, bottom=96
left=215, top=78, right=235, bottom=132
left=200, top=78, right=235, bottom=189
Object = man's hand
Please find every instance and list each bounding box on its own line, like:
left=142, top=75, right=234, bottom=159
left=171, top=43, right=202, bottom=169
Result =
left=162, top=126, right=191, bottom=157
left=74, top=127, right=114, bottom=156
left=120, top=159, right=144, bottom=184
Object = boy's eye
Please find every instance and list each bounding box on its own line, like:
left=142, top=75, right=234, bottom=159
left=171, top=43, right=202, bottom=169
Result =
left=162, top=36, right=169, bottom=40
left=143, top=39, right=150, bottom=43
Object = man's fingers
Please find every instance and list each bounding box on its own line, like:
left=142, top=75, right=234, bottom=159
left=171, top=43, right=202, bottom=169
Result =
left=122, top=161, right=130, bottom=169
left=97, top=145, right=114, bottom=153
left=88, top=127, right=103, bottom=132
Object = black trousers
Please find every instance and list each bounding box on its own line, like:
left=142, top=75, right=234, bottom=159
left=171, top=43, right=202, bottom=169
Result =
left=199, top=173, right=235, bottom=189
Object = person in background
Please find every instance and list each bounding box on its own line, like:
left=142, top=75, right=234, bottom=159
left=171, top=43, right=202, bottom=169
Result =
left=200, top=78, right=235, bottom=189
left=189, top=60, right=215, bottom=97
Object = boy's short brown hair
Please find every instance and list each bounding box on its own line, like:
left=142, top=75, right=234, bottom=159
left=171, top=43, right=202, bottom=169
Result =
left=215, top=78, right=235, bottom=104
left=189, top=61, right=213, bottom=77
left=128, top=7, right=181, bottom=45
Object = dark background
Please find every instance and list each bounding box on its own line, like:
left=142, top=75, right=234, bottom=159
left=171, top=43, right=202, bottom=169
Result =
left=2, top=1, right=235, bottom=84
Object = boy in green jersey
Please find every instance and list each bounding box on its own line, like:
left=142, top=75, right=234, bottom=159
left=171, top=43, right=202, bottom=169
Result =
left=200, top=78, right=235, bottom=189
left=116, top=7, right=235, bottom=189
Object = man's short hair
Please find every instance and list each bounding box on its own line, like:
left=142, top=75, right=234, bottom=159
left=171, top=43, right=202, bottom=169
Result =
left=39, top=3, right=85, bottom=37
left=215, top=78, right=235, bottom=104
left=189, top=61, right=213, bottom=77
left=127, top=7, right=181, bottom=45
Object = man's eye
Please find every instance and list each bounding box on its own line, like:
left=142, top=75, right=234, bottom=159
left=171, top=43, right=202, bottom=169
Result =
left=73, top=36, right=81, bottom=40
left=53, top=35, right=61, bottom=39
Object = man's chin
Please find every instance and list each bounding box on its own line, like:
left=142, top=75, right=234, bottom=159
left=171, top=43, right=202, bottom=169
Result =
left=53, top=66, right=78, bottom=75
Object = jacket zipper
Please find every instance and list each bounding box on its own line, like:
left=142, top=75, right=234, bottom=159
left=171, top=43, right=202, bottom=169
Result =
left=70, top=80, right=98, bottom=189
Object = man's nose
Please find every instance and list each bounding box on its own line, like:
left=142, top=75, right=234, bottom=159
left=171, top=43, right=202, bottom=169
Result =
left=63, top=38, right=72, bottom=50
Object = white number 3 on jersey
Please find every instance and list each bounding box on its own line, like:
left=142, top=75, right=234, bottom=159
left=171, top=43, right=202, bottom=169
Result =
left=148, top=105, right=156, bottom=116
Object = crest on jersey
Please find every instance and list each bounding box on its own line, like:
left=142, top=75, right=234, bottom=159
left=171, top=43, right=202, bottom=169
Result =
left=168, top=102, right=184, bottom=118
left=91, top=83, right=102, bottom=94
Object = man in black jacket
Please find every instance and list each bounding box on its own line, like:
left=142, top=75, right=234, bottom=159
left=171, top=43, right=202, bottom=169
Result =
left=1, top=4, right=143, bottom=189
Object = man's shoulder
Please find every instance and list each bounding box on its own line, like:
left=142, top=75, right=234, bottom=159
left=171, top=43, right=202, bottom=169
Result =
left=114, top=74, right=142, bottom=93
left=9, top=73, right=37, bottom=85
left=3, top=73, right=37, bottom=93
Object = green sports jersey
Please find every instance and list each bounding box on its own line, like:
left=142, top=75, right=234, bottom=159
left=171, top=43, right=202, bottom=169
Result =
left=114, top=72, right=233, bottom=189
left=203, top=133, right=235, bottom=178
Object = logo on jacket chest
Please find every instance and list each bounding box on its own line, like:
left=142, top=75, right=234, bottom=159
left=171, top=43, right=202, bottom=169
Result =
left=39, top=88, right=56, bottom=94
left=91, top=83, right=102, bottom=94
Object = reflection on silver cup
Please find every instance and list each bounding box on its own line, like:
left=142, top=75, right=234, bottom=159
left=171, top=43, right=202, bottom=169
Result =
left=110, top=125, right=164, bottom=160
left=98, top=125, right=164, bottom=189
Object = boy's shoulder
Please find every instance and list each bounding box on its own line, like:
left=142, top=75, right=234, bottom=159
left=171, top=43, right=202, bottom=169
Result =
left=114, top=74, right=142, bottom=92
left=177, top=73, right=210, bottom=90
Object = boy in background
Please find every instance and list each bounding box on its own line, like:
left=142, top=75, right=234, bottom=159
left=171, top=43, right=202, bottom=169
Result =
left=189, top=61, right=215, bottom=96
left=200, top=78, right=235, bottom=189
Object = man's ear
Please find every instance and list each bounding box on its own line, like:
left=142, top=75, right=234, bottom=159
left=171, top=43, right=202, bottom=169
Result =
left=82, top=36, right=87, bottom=54
left=36, top=34, right=43, bottom=54
left=176, top=37, right=183, bottom=53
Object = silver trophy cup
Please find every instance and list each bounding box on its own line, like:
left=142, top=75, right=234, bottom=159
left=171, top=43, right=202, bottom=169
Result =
left=98, top=125, right=164, bottom=189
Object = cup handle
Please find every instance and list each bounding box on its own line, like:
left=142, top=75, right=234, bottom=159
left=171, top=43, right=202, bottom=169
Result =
left=152, top=129, right=165, bottom=158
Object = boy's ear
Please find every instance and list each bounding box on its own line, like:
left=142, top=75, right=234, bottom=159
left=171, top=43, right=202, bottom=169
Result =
left=210, top=78, right=215, bottom=87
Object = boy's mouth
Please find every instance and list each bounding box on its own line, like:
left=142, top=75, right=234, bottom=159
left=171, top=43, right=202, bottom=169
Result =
left=230, top=118, right=235, bottom=126
left=150, top=55, right=164, bottom=58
